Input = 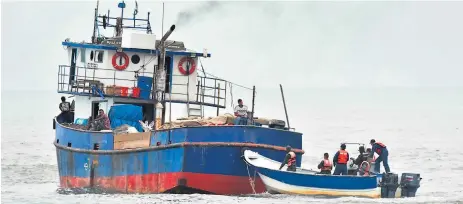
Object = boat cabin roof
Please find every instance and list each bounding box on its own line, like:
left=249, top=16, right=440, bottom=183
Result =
left=62, top=41, right=212, bottom=57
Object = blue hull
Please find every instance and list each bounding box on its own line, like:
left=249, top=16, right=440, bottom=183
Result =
left=253, top=165, right=381, bottom=198
left=54, top=122, right=304, bottom=194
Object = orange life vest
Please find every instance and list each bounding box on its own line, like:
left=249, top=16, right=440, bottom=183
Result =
left=287, top=151, right=296, bottom=167
left=374, top=142, right=386, bottom=154
left=337, top=150, right=348, bottom=164
left=321, top=159, right=332, bottom=171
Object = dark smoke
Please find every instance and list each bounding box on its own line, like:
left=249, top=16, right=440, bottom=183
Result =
left=175, top=1, right=222, bottom=27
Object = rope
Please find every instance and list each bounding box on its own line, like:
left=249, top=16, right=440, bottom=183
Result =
left=245, top=163, right=257, bottom=194
left=229, top=83, right=234, bottom=108
left=198, top=58, right=254, bottom=91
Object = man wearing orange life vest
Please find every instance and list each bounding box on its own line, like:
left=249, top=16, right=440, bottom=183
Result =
left=279, top=146, right=297, bottom=172
left=368, top=139, right=391, bottom=173
left=317, top=153, right=332, bottom=174
left=333, top=143, right=350, bottom=175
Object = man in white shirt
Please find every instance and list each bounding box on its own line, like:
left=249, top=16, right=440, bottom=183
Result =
left=234, top=99, right=248, bottom=125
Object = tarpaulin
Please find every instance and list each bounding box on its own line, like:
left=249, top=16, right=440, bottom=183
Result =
left=108, top=104, right=144, bottom=132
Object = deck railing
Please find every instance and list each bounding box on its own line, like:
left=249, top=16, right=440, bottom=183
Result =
left=57, top=65, right=227, bottom=108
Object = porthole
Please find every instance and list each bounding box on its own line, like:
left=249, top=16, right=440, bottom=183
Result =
left=96, top=51, right=104, bottom=63
left=131, top=54, right=140, bottom=64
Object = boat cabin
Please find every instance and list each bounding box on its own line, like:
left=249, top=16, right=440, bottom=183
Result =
left=57, top=1, right=226, bottom=130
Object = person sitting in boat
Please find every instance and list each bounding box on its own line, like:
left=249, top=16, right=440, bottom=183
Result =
left=88, top=109, right=111, bottom=131
left=57, top=96, right=73, bottom=123
left=368, top=139, right=391, bottom=173
left=353, top=146, right=369, bottom=166
left=234, top=99, right=248, bottom=125
left=333, top=143, right=349, bottom=175
left=317, top=153, right=332, bottom=174
left=278, top=145, right=297, bottom=172
left=358, top=160, right=372, bottom=176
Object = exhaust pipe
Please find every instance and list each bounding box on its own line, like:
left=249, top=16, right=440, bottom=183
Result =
left=157, top=24, right=175, bottom=49
left=154, top=24, right=175, bottom=96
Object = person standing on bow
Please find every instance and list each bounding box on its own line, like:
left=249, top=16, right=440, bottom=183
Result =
left=57, top=96, right=72, bottom=123
left=333, top=143, right=349, bottom=175
left=368, top=139, right=391, bottom=173
left=234, top=99, right=248, bottom=125
left=279, top=146, right=297, bottom=172
left=317, top=153, right=332, bottom=174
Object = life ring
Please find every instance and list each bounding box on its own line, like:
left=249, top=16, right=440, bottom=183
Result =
left=359, top=161, right=371, bottom=176
left=112, top=52, right=129, bottom=70
left=178, top=57, right=196, bottom=75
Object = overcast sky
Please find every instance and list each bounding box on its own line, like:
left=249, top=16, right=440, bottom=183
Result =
left=2, top=0, right=463, bottom=92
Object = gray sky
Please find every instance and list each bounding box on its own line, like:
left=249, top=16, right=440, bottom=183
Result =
left=2, top=1, right=463, bottom=92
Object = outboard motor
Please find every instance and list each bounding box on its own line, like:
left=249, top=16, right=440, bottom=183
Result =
left=380, top=172, right=400, bottom=198
left=400, top=173, right=421, bottom=197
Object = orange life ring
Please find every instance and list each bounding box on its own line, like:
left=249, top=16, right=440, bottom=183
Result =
left=178, top=57, right=196, bottom=75
left=112, top=52, right=129, bottom=70
left=360, top=161, right=371, bottom=176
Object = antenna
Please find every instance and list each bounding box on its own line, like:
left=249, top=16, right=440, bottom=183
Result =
left=162, top=2, right=165, bottom=36
left=92, top=0, right=100, bottom=43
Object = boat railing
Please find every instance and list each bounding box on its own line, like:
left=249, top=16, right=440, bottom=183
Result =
left=57, top=65, right=154, bottom=98
left=167, top=74, right=227, bottom=108
left=57, top=65, right=228, bottom=108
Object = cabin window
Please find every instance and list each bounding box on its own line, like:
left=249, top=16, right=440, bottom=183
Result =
left=131, top=54, right=140, bottom=64
left=164, top=56, right=172, bottom=93
left=80, top=48, right=86, bottom=63
left=95, top=50, right=104, bottom=63
left=90, top=51, right=94, bottom=61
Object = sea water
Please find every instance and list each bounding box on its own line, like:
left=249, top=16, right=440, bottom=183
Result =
left=2, top=88, right=463, bottom=203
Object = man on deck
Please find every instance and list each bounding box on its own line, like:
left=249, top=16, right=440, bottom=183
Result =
left=57, top=96, right=72, bottom=123
left=234, top=99, right=248, bottom=125
left=368, top=139, right=391, bottom=173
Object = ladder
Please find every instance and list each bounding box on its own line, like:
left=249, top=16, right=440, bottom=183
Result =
left=186, top=76, right=204, bottom=118
left=187, top=103, right=202, bottom=118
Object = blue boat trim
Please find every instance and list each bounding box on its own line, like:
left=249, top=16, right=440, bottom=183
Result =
left=256, top=166, right=377, bottom=190
left=55, top=117, right=299, bottom=134
left=62, top=41, right=212, bottom=57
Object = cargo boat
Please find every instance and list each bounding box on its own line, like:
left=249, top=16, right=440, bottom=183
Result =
left=53, top=1, right=303, bottom=194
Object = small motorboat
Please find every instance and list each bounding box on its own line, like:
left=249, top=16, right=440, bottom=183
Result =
left=242, top=150, right=421, bottom=199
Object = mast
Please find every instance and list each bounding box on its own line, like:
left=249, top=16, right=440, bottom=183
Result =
left=92, top=0, right=100, bottom=43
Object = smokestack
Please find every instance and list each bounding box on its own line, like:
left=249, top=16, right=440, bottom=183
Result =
left=160, top=24, right=176, bottom=45
left=154, top=24, right=175, bottom=96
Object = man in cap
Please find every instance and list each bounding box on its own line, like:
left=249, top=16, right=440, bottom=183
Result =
left=279, top=145, right=297, bottom=172
left=333, top=143, right=349, bottom=175
left=368, top=139, right=391, bottom=173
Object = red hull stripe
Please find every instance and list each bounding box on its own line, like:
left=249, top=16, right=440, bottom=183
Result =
left=60, top=172, right=266, bottom=195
